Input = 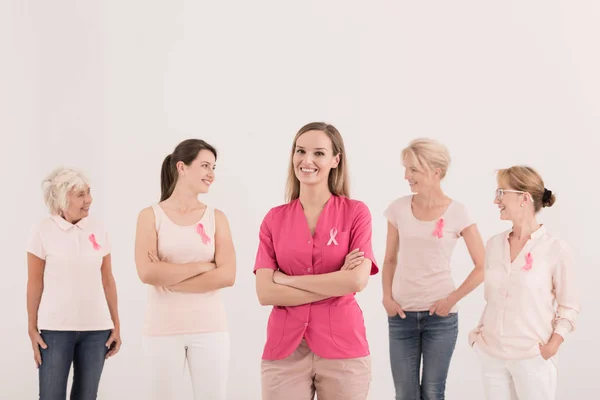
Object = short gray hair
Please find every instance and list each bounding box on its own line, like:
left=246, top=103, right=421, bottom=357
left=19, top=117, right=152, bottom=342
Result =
left=41, top=167, right=90, bottom=215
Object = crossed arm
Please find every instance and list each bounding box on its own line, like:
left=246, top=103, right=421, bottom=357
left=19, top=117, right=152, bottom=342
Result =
left=255, top=249, right=371, bottom=306
left=134, top=206, right=236, bottom=292
left=255, top=203, right=375, bottom=307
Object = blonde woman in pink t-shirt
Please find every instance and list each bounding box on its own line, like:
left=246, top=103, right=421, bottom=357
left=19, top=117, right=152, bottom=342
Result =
left=134, top=139, right=236, bottom=400
left=469, top=166, right=579, bottom=400
left=382, top=138, right=486, bottom=400
left=26, top=167, right=121, bottom=399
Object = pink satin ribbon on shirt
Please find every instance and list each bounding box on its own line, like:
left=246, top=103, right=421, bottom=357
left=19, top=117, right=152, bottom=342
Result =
left=196, top=223, right=212, bottom=245
left=327, top=228, right=338, bottom=245
left=432, top=218, right=444, bottom=238
left=88, top=234, right=101, bottom=250
left=522, top=252, right=533, bottom=271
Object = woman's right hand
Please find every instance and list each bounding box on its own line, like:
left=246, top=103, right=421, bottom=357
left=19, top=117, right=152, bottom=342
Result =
left=383, top=295, right=406, bottom=318
left=29, top=329, right=47, bottom=368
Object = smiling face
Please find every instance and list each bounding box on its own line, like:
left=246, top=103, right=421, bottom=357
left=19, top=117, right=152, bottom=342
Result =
left=176, top=149, right=216, bottom=194
left=494, top=177, right=534, bottom=221
left=292, top=130, right=340, bottom=188
left=403, top=155, right=440, bottom=193
left=63, top=185, right=92, bottom=222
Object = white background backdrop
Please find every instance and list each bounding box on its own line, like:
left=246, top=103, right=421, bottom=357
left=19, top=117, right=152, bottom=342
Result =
left=2, top=1, right=599, bottom=398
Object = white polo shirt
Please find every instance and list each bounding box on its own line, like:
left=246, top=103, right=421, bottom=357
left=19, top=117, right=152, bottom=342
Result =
left=26, top=215, right=114, bottom=331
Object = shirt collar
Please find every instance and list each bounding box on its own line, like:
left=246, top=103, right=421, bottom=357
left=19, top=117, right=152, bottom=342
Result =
left=504, top=224, right=547, bottom=241
left=51, top=214, right=89, bottom=231
left=530, top=224, right=547, bottom=239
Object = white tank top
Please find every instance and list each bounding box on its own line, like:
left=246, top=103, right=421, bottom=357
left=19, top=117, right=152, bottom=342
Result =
left=142, top=203, right=228, bottom=336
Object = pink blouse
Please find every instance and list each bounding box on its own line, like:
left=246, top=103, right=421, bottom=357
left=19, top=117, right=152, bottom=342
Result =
left=254, top=195, right=379, bottom=360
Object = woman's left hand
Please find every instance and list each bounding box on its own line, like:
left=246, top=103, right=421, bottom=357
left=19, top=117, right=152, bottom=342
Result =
left=105, top=329, right=122, bottom=359
left=539, top=341, right=559, bottom=360
left=429, top=296, right=456, bottom=317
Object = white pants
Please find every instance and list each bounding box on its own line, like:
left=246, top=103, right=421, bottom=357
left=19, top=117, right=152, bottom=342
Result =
left=143, top=332, right=230, bottom=400
left=475, top=344, right=558, bottom=400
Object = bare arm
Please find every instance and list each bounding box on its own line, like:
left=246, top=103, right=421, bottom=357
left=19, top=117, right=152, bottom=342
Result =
left=134, top=207, right=210, bottom=287
left=27, top=252, right=48, bottom=367
left=382, top=221, right=399, bottom=299
left=26, top=253, right=45, bottom=333
left=256, top=269, right=331, bottom=306
left=169, top=209, right=236, bottom=293
left=275, top=258, right=372, bottom=297
left=448, top=224, right=486, bottom=304
left=101, top=253, right=123, bottom=358
left=381, top=221, right=407, bottom=317
left=429, top=224, right=486, bottom=316
left=100, top=254, right=120, bottom=331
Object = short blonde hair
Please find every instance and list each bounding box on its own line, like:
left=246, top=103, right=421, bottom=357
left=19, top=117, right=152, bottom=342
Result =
left=497, top=165, right=556, bottom=213
left=41, top=167, right=90, bottom=215
left=401, top=138, right=451, bottom=179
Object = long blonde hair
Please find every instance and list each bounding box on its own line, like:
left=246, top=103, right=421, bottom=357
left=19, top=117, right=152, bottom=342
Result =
left=285, top=122, right=350, bottom=202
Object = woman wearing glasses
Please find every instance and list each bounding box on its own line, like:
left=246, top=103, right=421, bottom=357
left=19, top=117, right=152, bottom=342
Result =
left=469, top=166, right=580, bottom=400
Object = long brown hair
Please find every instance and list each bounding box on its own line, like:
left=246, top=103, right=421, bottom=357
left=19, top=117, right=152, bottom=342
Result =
left=160, top=139, right=217, bottom=201
left=285, top=122, right=349, bottom=202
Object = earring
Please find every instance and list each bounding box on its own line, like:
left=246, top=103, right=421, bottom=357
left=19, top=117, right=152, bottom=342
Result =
left=520, top=203, right=525, bottom=207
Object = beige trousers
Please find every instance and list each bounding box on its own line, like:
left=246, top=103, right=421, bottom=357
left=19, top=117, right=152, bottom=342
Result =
left=261, top=340, right=371, bottom=400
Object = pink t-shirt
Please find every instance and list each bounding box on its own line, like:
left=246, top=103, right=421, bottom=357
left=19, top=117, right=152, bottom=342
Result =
left=384, top=195, right=474, bottom=312
left=254, top=195, right=379, bottom=360
left=143, top=204, right=228, bottom=336
left=26, top=215, right=114, bottom=331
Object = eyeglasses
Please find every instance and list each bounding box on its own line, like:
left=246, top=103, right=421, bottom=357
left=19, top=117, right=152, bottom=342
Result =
left=495, top=188, right=534, bottom=202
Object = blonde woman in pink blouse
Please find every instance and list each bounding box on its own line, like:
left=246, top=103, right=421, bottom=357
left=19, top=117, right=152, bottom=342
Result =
left=470, top=166, right=580, bottom=400
left=382, top=138, right=486, bottom=400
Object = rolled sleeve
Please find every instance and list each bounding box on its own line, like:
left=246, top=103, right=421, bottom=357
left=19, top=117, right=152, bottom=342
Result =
left=552, top=243, right=579, bottom=339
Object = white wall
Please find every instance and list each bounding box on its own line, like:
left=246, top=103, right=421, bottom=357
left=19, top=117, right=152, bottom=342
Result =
left=2, top=0, right=599, bottom=398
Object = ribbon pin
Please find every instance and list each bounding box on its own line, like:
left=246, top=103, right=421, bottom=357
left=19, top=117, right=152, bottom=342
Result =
left=522, top=252, right=533, bottom=271
left=327, top=228, right=338, bottom=246
left=432, top=218, right=444, bottom=239
left=196, top=223, right=212, bottom=245
left=89, top=234, right=101, bottom=250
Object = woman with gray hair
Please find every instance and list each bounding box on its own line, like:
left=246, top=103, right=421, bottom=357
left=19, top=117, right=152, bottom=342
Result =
left=26, top=166, right=121, bottom=399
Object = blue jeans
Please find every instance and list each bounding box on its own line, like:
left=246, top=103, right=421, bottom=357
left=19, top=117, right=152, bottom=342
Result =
left=388, top=312, right=458, bottom=400
left=38, top=330, right=111, bottom=400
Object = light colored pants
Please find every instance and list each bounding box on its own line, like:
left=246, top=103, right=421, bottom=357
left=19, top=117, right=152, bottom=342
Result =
left=475, top=344, right=558, bottom=400
left=261, top=339, right=371, bottom=400
left=143, top=332, right=230, bottom=400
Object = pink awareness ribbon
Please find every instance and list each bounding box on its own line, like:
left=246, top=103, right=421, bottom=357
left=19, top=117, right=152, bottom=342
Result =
left=196, top=223, right=212, bottom=245
left=522, top=252, right=533, bottom=271
left=89, top=234, right=101, bottom=250
left=327, top=227, right=338, bottom=246
left=432, top=218, right=444, bottom=239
